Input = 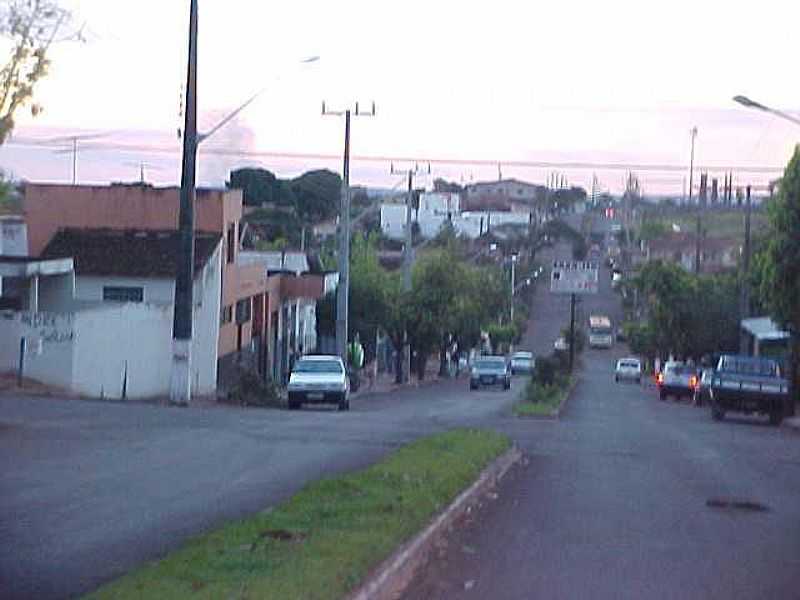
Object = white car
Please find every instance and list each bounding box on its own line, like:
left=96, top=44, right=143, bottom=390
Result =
left=287, top=355, right=349, bottom=411
left=615, top=358, right=642, bottom=383
left=554, top=337, right=569, bottom=352
left=510, top=351, right=535, bottom=375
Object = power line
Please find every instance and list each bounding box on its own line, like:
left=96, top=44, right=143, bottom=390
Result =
left=4, top=137, right=786, bottom=175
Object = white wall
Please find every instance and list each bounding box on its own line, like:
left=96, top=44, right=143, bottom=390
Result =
left=380, top=204, right=409, bottom=240
left=0, top=243, right=222, bottom=399
left=0, top=311, right=76, bottom=390
left=419, top=192, right=460, bottom=213
left=76, top=276, right=174, bottom=304
left=0, top=218, right=27, bottom=255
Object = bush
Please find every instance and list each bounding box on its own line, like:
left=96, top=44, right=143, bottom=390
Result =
left=226, top=367, right=282, bottom=407
left=534, top=355, right=557, bottom=386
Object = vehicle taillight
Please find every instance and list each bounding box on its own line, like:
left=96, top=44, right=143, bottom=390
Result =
left=689, top=375, right=698, bottom=389
left=656, top=372, right=664, bottom=385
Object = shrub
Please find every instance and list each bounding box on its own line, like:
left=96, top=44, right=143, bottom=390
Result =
left=534, top=355, right=557, bottom=386
left=226, top=366, right=282, bottom=407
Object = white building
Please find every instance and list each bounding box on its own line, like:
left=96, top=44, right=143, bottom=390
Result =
left=419, top=192, right=460, bottom=214
left=0, top=228, right=222, bottom=399
left=0, top=214, right=28, bottom=297
left=380, top=203, right=410, bottom=240
left=465, top=179, right=544, bottom=201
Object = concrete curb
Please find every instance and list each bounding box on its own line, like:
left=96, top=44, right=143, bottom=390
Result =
left=553, top=377, right=580, bottom=419
left=347, top=444, right=523, bottom=600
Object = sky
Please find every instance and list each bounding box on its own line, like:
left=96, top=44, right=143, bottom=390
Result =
left=1, top=0, right=799, bottom=195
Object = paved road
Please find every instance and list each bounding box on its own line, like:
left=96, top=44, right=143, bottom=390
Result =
left=403, top=218, right=800, bottom=599
left=0, top=364, right=520, bottom=599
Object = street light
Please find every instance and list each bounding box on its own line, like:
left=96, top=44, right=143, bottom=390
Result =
left=169, top=34, right=320, bottom=405
left=733, top=95, right=800, bottom=127
left=509, top=254, right=518, bottom=323
left=195, top=56, right=321, bottom=145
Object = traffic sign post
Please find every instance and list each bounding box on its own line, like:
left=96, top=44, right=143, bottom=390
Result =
left=550, top=261, right=598, bottom=372
left=550, top=260, right=599, bottom=295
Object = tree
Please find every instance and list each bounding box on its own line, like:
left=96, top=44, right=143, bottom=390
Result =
left=1, top=0, right=82, bottom=144
left=290, top=169, right=342, bottom=224
left=433, top=178, right=463, bottom=194
left=228, top=168, right=288, bottom=206
left=758, top=145, right=800, bottom=413
left=348, top=233, right=391, bottom=363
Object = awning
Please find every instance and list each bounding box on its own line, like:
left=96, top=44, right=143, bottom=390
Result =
left=740, top=317, right=790, bottom=342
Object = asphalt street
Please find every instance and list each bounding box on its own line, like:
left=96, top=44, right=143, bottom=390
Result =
left=0, top=354, right=519, bottom=599
left=2, top=216, right=798, bottom=599
left=403, top=218, right=800, bottom=599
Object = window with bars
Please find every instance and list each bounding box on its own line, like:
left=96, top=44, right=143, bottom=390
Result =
left=102, top=286, right=144, bottom=303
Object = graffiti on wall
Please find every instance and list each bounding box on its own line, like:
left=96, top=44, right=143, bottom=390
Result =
left=20, top=312, right=75, bottom=344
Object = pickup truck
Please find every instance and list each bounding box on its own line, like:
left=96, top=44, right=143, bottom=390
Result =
left=709, top=354, right=788, bottom=425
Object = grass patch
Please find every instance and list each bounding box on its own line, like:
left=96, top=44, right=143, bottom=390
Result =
left=513, top=377, right=573, bottom=417
left=86, top=429, right=510, bottom=600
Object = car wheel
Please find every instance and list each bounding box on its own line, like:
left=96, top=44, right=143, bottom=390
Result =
left=504, top=382, right=511, bottom=391
left=470, top=383, right=478, bottom=391
left=636, top=377, right=641, bottom=384
left=614, top=375, right=619, bottom=383
left=769, top=408, right=783, bottom=426
left=711, top=404, right=725, bottom=421
left=659, top=390, right=666, bottom=401
left=338, top=396, right=350, bottom=412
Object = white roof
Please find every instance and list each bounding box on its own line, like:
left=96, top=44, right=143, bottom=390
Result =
left=741, top=317, right=790, bottom=341
left=238, top=251, right=309, bottom=274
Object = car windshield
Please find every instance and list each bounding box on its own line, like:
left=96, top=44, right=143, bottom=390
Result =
left=666, top=365, right=694, bottom=375
left=591, top=327, right=613, bottom=335
left=720, top=357, right=778, bottom=377
left=475, top=358, right=506, bottom=369
left=512, top=352, right=533, bottom=359
left=293, top=360, right=343, bottom=374
left=619, top=360, right=640, bottom=368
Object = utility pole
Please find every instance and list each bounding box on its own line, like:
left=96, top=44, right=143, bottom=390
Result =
left=323, top=101, right=376, bottom=362
left=510, top=254, right=517, bottom=323
left=688, top=127, right=701, bottom=274
left=569, top=293, right=576, bottom=372
left=688, top=126, right=698, bottom=207
left=170, top=0, right=199, bottom=405
left=390, top=162, right=419, bottom=383
left=739, top=185, right=752, bottom=353
left=71, top=138, right=77, bottom=185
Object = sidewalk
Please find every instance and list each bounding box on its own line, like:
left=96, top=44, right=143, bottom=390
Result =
left=351, top=369, right=456, bottom=399
left=784, top=416, right=800, bottom=433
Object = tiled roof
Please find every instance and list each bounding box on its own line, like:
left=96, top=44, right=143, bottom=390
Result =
left=40, top=228, right=221, bottom=278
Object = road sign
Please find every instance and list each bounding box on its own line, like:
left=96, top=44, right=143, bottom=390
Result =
left=550, top=260, right=599, bottom=294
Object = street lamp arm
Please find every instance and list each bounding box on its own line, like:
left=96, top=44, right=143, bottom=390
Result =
left=733, top=95, right=800, bottom=128
left=198, top=56, right=321, bottom=145
left=198, top=88, right=266, bottom=145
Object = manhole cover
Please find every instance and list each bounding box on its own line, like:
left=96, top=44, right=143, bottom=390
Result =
left=706, top=498, right=769, bottom=512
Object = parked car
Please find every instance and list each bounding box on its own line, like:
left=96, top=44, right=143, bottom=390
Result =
left=510, top=351, right=535, bottom=375
left=692, top=367, right=714, bottom=406
left=470, top=356, right=511, bottom=391
left=554, top=336, right=569, bottom=352
left=287, top=355, right=350, bottom=411
left=615, top=357, right=642, bottom=383
left=656, top=361, right=697, bottom=401
left=709, top=354, right=789, bottom=425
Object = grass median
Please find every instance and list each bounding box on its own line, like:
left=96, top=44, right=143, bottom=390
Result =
left=513, top=376, right=573, bottom=417
left=87, top=429, right=510, bottom=600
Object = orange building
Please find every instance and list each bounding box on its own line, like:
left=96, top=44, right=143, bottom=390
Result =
left=23, top=182, right=325, bottom=385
